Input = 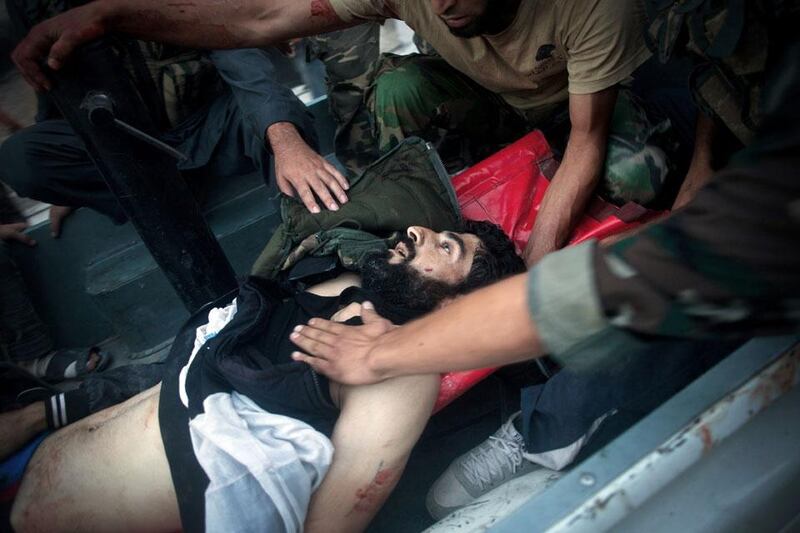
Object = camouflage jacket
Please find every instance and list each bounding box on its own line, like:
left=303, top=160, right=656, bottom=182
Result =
left=527, top=40, right=800, bottom=359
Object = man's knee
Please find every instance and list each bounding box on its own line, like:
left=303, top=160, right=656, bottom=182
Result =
left=602, top=140, right=669, bottom=205
left=373, top=61, right=434, bottom=110
left=372, top=60, right=444, bottom=148
left=0, top=241, right=13, bottom=273
left=602, top=89, right=672, bottom=205
left=0, top=128, right=52, bottom=199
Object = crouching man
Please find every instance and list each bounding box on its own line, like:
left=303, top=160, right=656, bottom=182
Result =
left=10, top=221, right=524, bottom=533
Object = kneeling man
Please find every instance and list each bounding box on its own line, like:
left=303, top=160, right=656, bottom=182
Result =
left=11, top=221, right=524, bottom=533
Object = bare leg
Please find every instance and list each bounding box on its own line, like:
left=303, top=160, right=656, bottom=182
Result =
left=0, top=402, right=47, bottom=461
left=11, top=384, right=181, bottom=533
left=305, top=374, right=440, bottom=533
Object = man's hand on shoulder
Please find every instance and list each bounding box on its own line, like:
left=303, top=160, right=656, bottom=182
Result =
left=12, top=2, right=109, bottom=92
left=290, top=301, right=396, bottom=385
left=268, top=122, right=350, bottom=214
left=0, top=222, right=36, bottom=246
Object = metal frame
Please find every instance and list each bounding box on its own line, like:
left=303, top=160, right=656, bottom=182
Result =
left=490, top=335, right=800, bottom=533
left=48, top=39, right=237, bottom=312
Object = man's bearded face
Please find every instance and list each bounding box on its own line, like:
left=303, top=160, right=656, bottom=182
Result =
left=433, top=0, right=506, bottom=38
left=361, top=235, right=463, bottom=312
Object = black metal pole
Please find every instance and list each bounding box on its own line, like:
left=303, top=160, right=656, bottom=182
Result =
left=47, top=39, right=238, bottom=312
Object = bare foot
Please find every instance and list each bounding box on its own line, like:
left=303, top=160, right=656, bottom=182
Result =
left=86, top=348, right=101, bottom=372
left=0, top=402, right=47, bottom=461
left=16, top=347, right=106, bottom=380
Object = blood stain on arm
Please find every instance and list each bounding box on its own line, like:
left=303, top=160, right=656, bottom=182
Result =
left=310, top=0, right=340, bottom=21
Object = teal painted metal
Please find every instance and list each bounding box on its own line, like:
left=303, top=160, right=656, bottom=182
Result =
left=489, top=336, right=800, bottom=533
left=614, top=384, right=800, bottom=532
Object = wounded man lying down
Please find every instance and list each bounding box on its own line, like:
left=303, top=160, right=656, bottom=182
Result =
left=11, top=221, right=524, bottom=533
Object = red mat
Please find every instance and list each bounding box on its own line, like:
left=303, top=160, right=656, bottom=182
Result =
left=433, top=131, right=665, bottom=413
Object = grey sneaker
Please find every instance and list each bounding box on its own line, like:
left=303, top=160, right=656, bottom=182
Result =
left=426, top=412, right=539, bottom=520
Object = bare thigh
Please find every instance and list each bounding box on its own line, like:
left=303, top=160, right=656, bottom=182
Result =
left=11, top=384, right=181, bottom=533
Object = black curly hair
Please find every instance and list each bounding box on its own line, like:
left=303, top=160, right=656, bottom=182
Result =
left=360, top=219, right=525, bottom=313
left=458, top=219, right=526, bottom=294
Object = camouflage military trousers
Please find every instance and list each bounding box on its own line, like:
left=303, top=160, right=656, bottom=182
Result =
left=370, top=55, right=672, bottom=205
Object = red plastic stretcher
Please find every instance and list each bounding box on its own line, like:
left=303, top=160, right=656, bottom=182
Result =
left=432, top=130, right=666, bottom=413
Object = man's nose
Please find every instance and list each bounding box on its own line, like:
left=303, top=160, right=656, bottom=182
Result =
left=407, top=226, right=424, bottom=244
left=431, top=0, right=457, bottom=16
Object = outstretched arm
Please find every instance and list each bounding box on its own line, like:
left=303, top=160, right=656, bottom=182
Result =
left=291, top=66, right=800, bottom=383
left=291, top=0, right=800, bottom=391
left=13, top=0, right=354, bottom=91
left=291, top=275, right=542, bottom=385
left=523, top=88, right=617, bottom=265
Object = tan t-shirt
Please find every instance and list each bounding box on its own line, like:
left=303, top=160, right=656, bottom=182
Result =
left=328, top=0, right=651, bottom=113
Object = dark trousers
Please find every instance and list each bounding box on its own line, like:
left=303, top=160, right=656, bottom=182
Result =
left=1, top=0, right=273, bottom=223
left=44, top=362, right=165, bottom=429
left=520, top=328, right=739, bottom=468
left=0, top=242, right=52, bottom=362
left=0, top=91, right=272, bottom=225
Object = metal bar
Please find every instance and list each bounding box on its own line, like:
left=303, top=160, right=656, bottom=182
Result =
left=490, top=335, right=800, bottom=533
left=112, top=119, right=188, bottom=161
left=547, top=340, right=800, bottom=532
left=46, top=39, right=237, bottom=312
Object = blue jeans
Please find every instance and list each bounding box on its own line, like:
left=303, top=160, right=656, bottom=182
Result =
left=520, top=327, right=739, bottom=468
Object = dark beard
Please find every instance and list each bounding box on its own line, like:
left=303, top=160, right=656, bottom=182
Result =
left=360, top=252, right=460, bottom=313
left=446, top=0, right=521, bottom=38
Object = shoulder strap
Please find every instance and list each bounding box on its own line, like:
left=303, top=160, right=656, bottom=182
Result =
left=687, top=0, right=746, bottom=58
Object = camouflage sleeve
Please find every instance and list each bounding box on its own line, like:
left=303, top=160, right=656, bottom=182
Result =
left=208, top=48, right=319, bottom=152
left=592, top=135, right=800, bottom=339
left=528, top=42, right=800, bottom=355
left=527, top=240, right=609, bottom=355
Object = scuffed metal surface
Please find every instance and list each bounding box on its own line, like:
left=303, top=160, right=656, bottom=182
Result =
left=749, top=347, right=798, bottom=404
left=426, top=469, right=563, bottom=533
left=548, top=342, right=800, bottom=533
